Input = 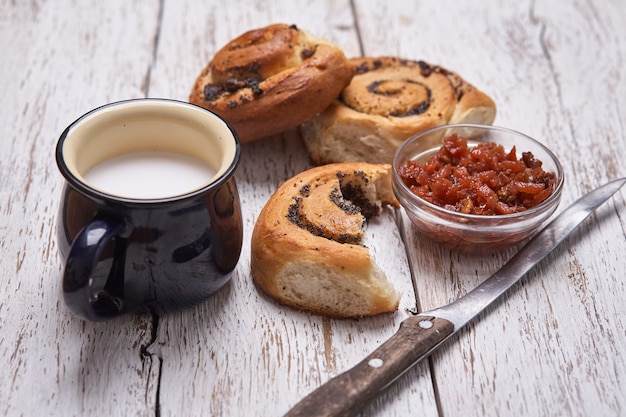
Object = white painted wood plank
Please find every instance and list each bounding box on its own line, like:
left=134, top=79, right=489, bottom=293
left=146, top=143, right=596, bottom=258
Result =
left=355, top=0, right=626, bottom=416
left=0, top=2, right=162, bottom=416
left=147, top=1, right=438, bottom=416
left=2, top=0, right=624, bottom=416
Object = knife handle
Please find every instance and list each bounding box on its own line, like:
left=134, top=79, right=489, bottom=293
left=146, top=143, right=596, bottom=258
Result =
left=283, top=315, right=455, bottom=417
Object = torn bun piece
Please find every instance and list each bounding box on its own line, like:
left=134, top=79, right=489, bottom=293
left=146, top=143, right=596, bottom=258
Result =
left=251, top=162, right=401, bottom=318
left=189, top=23, right=354, bottom=142
left=301, top=57, right=497, bottom=164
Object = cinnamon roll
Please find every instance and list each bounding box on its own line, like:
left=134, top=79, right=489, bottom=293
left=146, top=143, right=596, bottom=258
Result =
left=250, top=162, right=401, bottom=318
left=189, top=24, right=354, bottom=142
left=301, top=57, right=496, bottom=164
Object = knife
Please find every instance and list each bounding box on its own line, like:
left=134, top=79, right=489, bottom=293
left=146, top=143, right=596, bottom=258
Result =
left=284, top=177, right=626, bottom=417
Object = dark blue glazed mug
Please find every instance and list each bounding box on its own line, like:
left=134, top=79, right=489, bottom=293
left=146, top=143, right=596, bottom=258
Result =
left=56, top=99, right=243, bottom=321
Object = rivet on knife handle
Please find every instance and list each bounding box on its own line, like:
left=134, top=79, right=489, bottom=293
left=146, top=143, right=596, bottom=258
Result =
left=283, top=315, right=455, bottom=417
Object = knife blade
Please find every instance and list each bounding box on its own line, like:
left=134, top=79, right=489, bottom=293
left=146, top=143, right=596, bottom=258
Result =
left=284, top=177, right=626, bottom=417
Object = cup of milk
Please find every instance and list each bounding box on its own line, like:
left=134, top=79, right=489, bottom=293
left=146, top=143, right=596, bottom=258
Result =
left=56, top=99, right=243, bottom=321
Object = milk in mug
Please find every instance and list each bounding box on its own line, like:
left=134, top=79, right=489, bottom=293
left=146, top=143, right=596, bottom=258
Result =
left=84, top=151, right=216, bottom=199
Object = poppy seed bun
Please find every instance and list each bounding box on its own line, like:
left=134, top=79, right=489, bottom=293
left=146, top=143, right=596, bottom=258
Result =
left=250, top=162, right=401, bottom=318
left=301, top=57, right=496, bottom=164
left=189, top=24, right=354, bottom=142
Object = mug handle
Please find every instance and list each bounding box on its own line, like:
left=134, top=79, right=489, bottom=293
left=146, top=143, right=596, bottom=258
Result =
left=62, top=217, right=126, bottom=321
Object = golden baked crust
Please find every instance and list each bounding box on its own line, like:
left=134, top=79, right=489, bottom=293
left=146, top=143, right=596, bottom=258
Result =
left=250, top=162, right=401, bottom=318
left=301, top=57, right=497, bottom=164
left=189, top=24, right=354, bottom=142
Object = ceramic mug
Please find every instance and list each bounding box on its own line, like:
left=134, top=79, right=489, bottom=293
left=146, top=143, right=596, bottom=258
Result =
left=56, top=99, right=243, bottom=321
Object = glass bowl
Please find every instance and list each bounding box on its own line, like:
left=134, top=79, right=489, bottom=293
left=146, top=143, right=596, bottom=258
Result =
left=392, top=124, right=565, bottom=253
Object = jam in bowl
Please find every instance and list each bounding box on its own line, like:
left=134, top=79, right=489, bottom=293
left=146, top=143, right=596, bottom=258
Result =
left=392, top=124, right=564, bottom=253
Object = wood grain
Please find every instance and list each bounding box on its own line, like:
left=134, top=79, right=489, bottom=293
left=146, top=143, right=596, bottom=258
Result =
left=0, top=0, right=624, bottom=417
left=0, top=2, right=161, bottom=416
left=355, top=1, right=626, bottom=416
left=285, top=315, right=455, bottom=417
left=148, top=2, right=432, bottom=416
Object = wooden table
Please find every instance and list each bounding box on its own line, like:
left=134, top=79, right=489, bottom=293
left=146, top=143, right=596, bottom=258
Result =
left=2, top=1, right=625, bottom=416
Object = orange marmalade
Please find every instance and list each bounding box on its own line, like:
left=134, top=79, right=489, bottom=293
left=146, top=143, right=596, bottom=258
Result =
left=398, top=134, right=557, bottom=215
